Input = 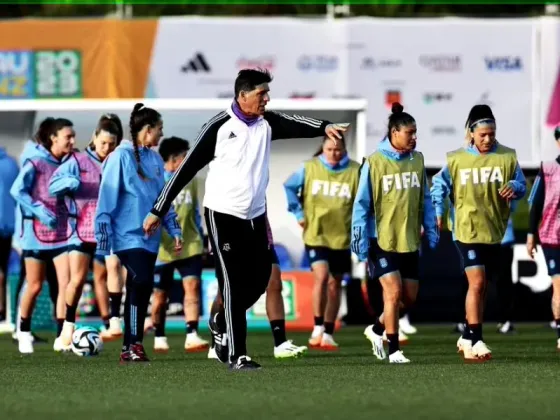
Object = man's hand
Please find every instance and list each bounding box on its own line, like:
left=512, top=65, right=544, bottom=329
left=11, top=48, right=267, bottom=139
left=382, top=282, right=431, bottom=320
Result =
left=325, top=123, right=350, bottom=145
left=526, top=234, right=537, bottom=259
left=143, top=212, right=161, bottom=236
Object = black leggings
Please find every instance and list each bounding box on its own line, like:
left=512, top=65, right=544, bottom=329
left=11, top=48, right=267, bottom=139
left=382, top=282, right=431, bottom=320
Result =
left=116, top=248, right=157, bottom=347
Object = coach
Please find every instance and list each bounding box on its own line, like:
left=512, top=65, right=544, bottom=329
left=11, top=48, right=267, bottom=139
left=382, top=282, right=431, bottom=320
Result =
left=144, top=69, right=348, bottom=370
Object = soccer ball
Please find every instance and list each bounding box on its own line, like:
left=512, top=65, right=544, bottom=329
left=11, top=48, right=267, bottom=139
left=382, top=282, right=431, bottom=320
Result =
left=71, top=327, right=103, bottom=357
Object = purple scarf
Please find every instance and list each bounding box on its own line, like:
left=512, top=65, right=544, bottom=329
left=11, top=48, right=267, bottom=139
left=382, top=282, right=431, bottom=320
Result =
left=232, top=100, right=259, bottom=126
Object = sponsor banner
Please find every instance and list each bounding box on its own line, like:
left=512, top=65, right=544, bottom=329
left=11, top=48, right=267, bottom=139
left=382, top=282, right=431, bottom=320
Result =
left=540, top=17, right=560, bottom=161
left=347, top=18, right=536, bottom=165
left=0, top=19, right=158, bottom=98
left=147, top=17, right=347, bottom=99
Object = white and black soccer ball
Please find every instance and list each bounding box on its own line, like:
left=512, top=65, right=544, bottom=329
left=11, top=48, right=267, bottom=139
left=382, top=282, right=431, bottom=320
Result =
left=71, top=327, right=103, bottom=357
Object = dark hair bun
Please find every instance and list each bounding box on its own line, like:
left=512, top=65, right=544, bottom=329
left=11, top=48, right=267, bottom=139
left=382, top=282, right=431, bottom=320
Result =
left=391, top=102, right=404, bottom=114
left=133, top=103, right=144, bottom=114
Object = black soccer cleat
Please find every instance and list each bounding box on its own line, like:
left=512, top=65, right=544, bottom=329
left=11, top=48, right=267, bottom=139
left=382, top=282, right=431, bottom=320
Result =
left=208, top=313, right=229, bottom=364
left=229, top=356, right=262, bottom=371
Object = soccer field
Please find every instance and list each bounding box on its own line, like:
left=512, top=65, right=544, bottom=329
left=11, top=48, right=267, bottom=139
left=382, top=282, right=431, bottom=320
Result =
left=0, top=325, right=558, bottom=420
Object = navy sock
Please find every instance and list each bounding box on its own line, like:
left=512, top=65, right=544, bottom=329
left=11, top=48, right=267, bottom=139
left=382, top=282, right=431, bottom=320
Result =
left=20, top=317, right=31, bottom=332
left=56, top=318, right=64, bottom=337
left=324, top=322, right=335, bottom=335
left=186, top=321, right=198, bottom=334
left=469, top=323, right=483, bottom=345
left=65, top=304, right=77, bottom=323
left=102, top=316, right=110, bottom=330
left=462, top=320, right=471, bottom=340
left=154, top=322, right=165, bottom=337
left=372, top=318, right=385, bottom=335
left=314, top=316, right=324, bottom=326
left=387, top=333, right=400, bottom=355
left=270, top=319, right=287, bottom=347
left=109, top=293, right=122, bottom=319
left=555, top=319, right=560, bottom=339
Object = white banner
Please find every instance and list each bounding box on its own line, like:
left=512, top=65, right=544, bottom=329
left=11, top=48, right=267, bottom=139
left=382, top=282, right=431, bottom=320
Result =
left=539, top=16, right=560, bottom=162
left=148, top=17, right=347, bottom=100
left=347, top=18, right=537, bottom=166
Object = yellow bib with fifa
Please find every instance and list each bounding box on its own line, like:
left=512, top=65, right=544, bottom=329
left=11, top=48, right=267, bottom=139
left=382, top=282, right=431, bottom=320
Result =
left=368, top=151, right=425, bottom=253
left=302, top=157, right=360, bottom=250
left=158, top=178, right=203, bottom=263
left=447, top=144, right=517, bottom=244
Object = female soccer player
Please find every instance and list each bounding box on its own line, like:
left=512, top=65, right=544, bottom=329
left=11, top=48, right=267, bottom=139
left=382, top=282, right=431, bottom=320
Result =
left=10, top=118, right=74, bottom=354
left=151, top=136, right=208, bottom=354
left=284, top=134, right=360, bottom=350
left=431, top=104, right=526, bottom=362
left=95, top=103, right=182, bottom=362
left=527, top=125, right=560, bottom=350
left=352, top=103, right=438, bottom=363
left=49, top=115, right=122, bottom=349
left=207, top=213, right=308, bottom=362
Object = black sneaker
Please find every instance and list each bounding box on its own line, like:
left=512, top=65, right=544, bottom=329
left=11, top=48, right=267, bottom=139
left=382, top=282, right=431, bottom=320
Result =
left=208, top=313, right=229, bottom=363
left=229, top=356, right=261, bottom=371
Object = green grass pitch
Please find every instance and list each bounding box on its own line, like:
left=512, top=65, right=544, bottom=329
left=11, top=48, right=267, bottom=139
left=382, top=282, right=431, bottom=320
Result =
left=0, top=325, right=559, bottom=420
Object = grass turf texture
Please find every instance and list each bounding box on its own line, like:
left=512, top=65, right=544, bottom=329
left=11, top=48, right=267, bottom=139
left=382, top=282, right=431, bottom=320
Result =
left=0, top=325, right=559, bottom=420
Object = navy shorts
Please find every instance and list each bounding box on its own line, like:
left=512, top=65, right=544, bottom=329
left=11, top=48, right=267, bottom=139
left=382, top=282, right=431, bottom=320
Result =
left=270, top=245, right=279, bottom=266
left=542, top=246, right=560, bottom=277
left=305, top=246, right=351, bottom=276
left=154, top=255, right=203, bottom=291
left=68, top=242, right=96, bottom=258
left=368, top=239, right=419, bottom=280
left=454, top=241, right=501, bottom=273
left=23, top=247, right=67, bottom=262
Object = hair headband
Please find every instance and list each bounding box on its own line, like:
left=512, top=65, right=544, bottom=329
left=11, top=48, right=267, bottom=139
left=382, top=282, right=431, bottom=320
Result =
left=469, top=118, right=495, bottom=130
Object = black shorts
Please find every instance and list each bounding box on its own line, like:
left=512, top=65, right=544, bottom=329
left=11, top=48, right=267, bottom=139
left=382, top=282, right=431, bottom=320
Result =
left=68, top=242, right=96, bottom=258
left=22, top=247, right=67, bottom=262
left=154, top=255, right=203, bottom=291
left=454, top=241, right=501, bottom=273
left=541, top=246, right=560, bottom=277
left=0, top=235, right=12, bottom=276
left=368, top=239, right=419, bottom=280
left=305, top=246, right=351, bottom=276
left=270, top=245, right=279, bottom=266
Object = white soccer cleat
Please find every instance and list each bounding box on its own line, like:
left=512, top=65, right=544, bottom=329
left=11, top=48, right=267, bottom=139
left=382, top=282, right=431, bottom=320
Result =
left=274, top=340, right=307, bottom=359
left=364, top=325, right=387, bottom=360
left=108, top=317, right=123, bottom=337
left=154, top=336, right=169, bottom=353
left=399, top=315, right=418, bottom=335
left=208, top=346, right=219, bottom=360
left=17, top=331, right=34, bottom=354
left=383, top=329, right=409, bottom=345
left=185, top=332, right=210, bottom=353
left=389, top=350, right=410, bottom=363
left=457, top=336, right=471, bottom=354
left=59, top=321, right=75, bottom=349
left=308, top=325, right=325, bottom=349
left=320, top=333, right=339, bottom=351
left=53, top=336, right=71, bottom=353
left=463, top=341, right=492, bottom=363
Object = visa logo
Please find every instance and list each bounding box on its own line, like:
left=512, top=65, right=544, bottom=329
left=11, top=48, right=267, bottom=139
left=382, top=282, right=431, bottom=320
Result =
left=484, top=56, right=522, bottom=71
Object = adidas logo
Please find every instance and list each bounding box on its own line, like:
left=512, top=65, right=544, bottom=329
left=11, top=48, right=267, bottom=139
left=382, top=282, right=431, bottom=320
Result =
left=228, top=132, right=236, bottom=139
left=181, top=52, right=211, bottom=73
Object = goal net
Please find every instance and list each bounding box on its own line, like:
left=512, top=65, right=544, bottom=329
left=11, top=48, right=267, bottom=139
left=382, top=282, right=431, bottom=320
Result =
left=0, top=98, right=367, bottom=333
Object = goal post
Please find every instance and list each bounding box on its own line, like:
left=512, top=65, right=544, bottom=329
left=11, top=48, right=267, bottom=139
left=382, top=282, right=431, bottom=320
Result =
left=0, top=98, right=367, bottom=333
